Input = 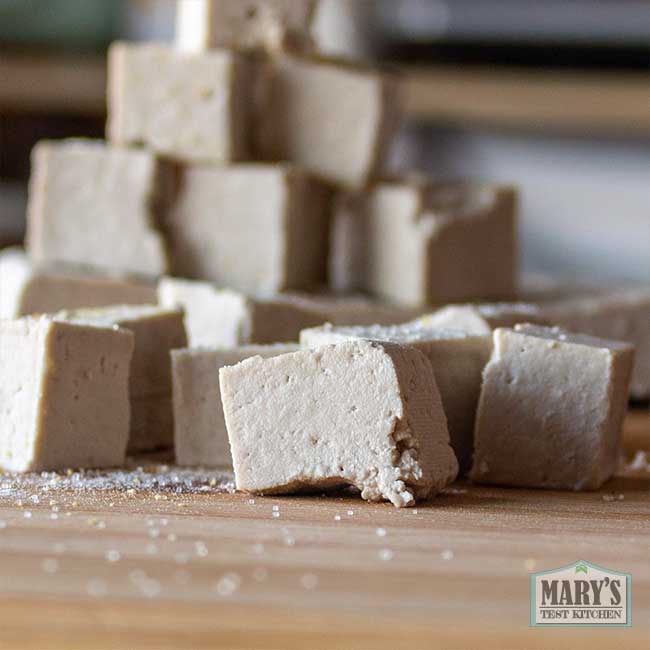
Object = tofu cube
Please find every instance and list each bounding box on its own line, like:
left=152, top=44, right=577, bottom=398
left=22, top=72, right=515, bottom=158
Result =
left=471, top=325, right=634, bottom=490
left=57, top=305, right=187, bottom=452
left=172, top=345, right=298, bottom=468
left=158, top=278, right=326, bottom=348
left=26, top=140, right=168, bottom=277
left=301, top=323, right=489, bottom=474
left=108, top=43, right=253, bottom=163
left=0, top=317, right=133, bottom=472
left=541, top=289, right=649, bottom=401
left=416, top=302, right=547, bottom=336
left=162, top=164, right=331, bottom=294
left=0, top=247, right=156, bottom=319
left=220, top=340, right=458, bottom=507
left=176, top=0, right=318, bottom=53
left=257, top=53, right=399, bottom=189
left=363, top=180, right=518, bottom=306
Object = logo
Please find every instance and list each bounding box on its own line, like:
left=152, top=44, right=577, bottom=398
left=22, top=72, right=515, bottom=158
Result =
left=530, top=560, right=631, bottom=627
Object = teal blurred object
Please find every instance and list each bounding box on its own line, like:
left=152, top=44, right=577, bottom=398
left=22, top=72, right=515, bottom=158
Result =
left=0, top=0, right=122, bottom=50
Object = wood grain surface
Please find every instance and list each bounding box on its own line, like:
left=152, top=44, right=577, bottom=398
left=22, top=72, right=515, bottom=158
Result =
left=0, top=410, right=647, bottom=650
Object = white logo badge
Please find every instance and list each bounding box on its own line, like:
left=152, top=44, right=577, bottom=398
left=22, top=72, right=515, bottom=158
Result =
left=531, top=560, right=631, bottom=627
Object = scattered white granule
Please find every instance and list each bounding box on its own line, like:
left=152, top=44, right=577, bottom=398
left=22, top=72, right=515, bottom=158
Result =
left=379, top=548, right=394, bottom=561
left=195, top=541, right=208, bottom=557
left=105, top=550, right=121, bottom=563
left=375, top=527, right=387, bottom=537
left=441, top=549, right=454, bottom=561
left=214, top=573, right=241, bottom=597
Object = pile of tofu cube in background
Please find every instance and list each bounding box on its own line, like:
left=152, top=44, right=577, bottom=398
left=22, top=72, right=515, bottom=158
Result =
left=0, top=1, right=648, bottom=508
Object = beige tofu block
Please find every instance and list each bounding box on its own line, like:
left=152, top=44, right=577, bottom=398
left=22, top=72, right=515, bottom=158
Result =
left=172, top=344, right=299, bottom=468
left=25, top=139, right=168, bottom=277
left=176, top=0, right=318, bottom=53
left=257, top=53, right=399, bottom=189
left=539, top=289, right=649, bottom=401
left=57, top=305, right=187, bottom=452
left=471, top=325, right=634, bottom=490
left=416, top=302, right=548, bottom=337
left=363, top=180, right=518, bottom=306
left=57, top=305, right=187, bottom=399
left=301, top=323, right=489, bottom=474
left=220, top=340, right=458, bottom=507
left=108, top=43, right=253, bottom=164
left=0, top=247, right=156, bottom=320
left=0, top=317, right=133, bottom=472
left=162, top=164, right=330, bottom=293
left=158, top=278, right=326, bottom=348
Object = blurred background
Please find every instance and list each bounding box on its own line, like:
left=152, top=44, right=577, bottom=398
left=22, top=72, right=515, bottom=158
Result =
left=1, top=0, right=648, bottom=285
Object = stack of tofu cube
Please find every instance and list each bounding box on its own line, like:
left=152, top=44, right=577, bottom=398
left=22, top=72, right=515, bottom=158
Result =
left=0, top=0, right=646, bottom=507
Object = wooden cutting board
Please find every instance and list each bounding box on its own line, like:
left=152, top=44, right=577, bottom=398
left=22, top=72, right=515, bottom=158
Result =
left=0, top=409, right=647, bottom=650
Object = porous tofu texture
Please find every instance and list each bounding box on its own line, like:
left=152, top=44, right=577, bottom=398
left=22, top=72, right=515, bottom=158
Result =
left=471, top=325, right=634, bottom=491
left=56, top=305, right=187, bottom=398
left=162, top=165, right=330, bottom=294
left=176, top=0, right=318, bottom=53
left=25, top=140, right=168, bottom=277
left=220, top=340, right=458, bottom=507
left=172, top=345, right=299, bottom=468
left=108, top=43, right=253, bottom=163
left=257, top=53, right=399, bottom=189
left=0, top=317, right=133, bottom=472
left=300, top=322, right=489, bottom=474
left=0, top=247, right=156, bottom=320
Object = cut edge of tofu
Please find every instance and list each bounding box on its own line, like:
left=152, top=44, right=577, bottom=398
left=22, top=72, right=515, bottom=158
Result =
left=220, top=340, right=456, bottom=507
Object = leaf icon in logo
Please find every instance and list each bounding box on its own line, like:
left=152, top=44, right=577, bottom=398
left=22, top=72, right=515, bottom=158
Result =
left=575, top=563, right=588, bottom=574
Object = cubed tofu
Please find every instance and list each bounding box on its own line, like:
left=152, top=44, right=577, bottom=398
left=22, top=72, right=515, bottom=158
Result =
left=172, top=344, right=298, bottom=468
left=176, top=0, right=318, bottom=53
left=0, top=317, right=133, bottom=472
left=301, top=323, right=489, bottom=473
left=0, top=247, right=156, bottom=319
left=416, top=302, right=547, bottom=337
left=540, top=289, right=649, bottom=401
left=57, top=305, right=187, bottom=452
left=26, top=140, right=168, bottom=277
left=471, top=325, right=634, bottom=490
left=257, top=53, right=399, bottom=189
left=158, top=278, right=326, bottom=348
left=162, top=165, right=331, bottom=293
left=108, top=43, right=253, bottom=163
left=363, top=180, right=518, bottom=306
left=220, top=340, right=458, bottom=507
